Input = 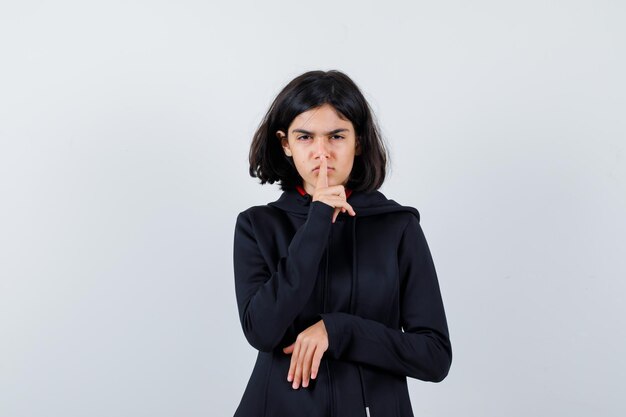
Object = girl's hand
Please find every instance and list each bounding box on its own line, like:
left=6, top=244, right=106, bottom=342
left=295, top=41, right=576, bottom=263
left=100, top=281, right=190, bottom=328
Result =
left=282, top=320, right=328, bottom=389
left=312, top=157, right=356, bottom=223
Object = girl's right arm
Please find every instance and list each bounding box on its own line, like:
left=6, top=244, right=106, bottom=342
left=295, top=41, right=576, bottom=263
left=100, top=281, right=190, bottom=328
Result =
left=233, top=201, right=333, bottom=352
left=233, top=159, right=353, bottom=352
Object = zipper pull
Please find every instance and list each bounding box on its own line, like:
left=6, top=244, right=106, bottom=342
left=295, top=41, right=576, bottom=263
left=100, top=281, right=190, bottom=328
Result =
left=365, top=406, right=370, bottom=417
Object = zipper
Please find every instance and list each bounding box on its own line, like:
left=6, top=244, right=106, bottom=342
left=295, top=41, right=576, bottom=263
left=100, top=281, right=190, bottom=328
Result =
left=351, top=217, right=370, bottom=417
left=323, top=236, right=330, bottom=312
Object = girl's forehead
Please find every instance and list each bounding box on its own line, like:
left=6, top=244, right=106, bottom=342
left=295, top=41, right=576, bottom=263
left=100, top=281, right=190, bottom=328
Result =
left=290, top=104, right=353, bottom=131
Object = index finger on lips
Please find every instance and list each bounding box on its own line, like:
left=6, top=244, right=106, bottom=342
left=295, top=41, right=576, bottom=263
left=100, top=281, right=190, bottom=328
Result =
left=316, top=157, right=328, bottom=190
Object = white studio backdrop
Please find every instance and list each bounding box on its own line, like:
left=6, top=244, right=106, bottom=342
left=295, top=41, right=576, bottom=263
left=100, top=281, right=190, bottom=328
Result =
left=1, top=1, right=625, bottom=416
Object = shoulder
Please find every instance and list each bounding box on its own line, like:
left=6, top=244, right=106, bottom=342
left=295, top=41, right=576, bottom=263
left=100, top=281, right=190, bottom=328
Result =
left=236, top=204, right=283, bottom=228
left=238, top=203, right=280, bottom=218
left=351, top=191, right=421, bottom=228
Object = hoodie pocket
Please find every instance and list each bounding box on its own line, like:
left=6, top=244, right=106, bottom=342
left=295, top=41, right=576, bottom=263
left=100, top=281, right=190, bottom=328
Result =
left=361, top=368, right=413, bottom=417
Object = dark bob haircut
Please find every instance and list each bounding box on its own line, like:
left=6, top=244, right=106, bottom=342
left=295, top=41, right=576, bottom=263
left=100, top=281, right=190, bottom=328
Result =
left=248, top=70, right=388, bottom=192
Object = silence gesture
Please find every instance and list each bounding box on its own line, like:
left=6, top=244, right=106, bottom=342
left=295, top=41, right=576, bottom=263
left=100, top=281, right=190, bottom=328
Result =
left=311, top=156, right=356, bottom=223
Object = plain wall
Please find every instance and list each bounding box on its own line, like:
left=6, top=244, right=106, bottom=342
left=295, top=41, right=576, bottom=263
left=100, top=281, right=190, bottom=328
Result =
left=1, top=1, right=625, bottom=416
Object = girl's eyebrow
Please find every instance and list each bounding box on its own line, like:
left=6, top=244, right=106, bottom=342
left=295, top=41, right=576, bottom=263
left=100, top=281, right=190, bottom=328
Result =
left=291, top=128, right=349, bottom=135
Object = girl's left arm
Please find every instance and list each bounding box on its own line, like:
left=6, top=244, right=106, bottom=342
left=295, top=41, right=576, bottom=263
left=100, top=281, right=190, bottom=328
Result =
left=320, top=215, right=452, bottom=382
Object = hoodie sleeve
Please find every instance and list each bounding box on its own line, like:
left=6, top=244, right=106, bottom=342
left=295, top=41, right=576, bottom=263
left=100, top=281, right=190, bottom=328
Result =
left=320, top=215, right=452, bottom=382
left=233, top=201, right=334, bottom=352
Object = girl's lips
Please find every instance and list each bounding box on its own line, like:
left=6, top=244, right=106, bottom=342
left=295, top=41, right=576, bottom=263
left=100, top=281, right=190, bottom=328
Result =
left=313, top=167, right=334, bottom=172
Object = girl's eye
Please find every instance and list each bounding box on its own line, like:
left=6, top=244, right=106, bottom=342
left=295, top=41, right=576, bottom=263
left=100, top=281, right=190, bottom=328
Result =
left=331, top=135, right=345, bottom=140
left=297, top=135, right=311, bottom=141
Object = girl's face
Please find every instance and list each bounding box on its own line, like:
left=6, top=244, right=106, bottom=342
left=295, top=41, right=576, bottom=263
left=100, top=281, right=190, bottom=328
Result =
left=277, top=104, right=360, bottom=195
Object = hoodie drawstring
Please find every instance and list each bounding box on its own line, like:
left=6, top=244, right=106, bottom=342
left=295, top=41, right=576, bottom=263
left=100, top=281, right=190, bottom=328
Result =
left=351, top=216, right=370, bottom=417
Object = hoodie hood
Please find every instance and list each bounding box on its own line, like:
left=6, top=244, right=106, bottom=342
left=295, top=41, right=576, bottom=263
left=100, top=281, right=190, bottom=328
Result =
left=268, top=188, right=420, bottom=221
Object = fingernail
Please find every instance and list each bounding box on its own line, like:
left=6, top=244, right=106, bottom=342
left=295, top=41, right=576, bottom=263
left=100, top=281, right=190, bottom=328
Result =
left=287, top=375, right=292, bottom=382
left=292, top=382, right=298, bottom=389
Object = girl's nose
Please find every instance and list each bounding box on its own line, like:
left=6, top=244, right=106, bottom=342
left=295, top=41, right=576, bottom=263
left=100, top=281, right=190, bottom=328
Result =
left=315, top=137, right=329, bottom=159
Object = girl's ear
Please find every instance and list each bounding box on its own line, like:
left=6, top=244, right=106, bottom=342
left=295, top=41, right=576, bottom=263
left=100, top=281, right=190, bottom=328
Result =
left=276, top=130, right=292, bottom=157
left=355, top=137, right=362, bottom=155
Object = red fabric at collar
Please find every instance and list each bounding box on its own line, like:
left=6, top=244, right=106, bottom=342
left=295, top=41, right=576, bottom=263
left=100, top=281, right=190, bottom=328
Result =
left=296, top=185, right=353, bottom=199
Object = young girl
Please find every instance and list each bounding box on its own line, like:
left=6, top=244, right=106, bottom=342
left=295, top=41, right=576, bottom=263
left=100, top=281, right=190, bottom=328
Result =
left=233, top=70, right=451, bottom=417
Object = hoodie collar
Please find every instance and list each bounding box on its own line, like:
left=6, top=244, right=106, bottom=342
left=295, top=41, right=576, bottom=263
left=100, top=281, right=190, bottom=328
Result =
left=269, top=187, right=420, bottom=220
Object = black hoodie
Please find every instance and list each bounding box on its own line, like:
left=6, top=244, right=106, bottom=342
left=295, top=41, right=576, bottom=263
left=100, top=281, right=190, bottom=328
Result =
left=233, top=188, right=452, bottom=417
